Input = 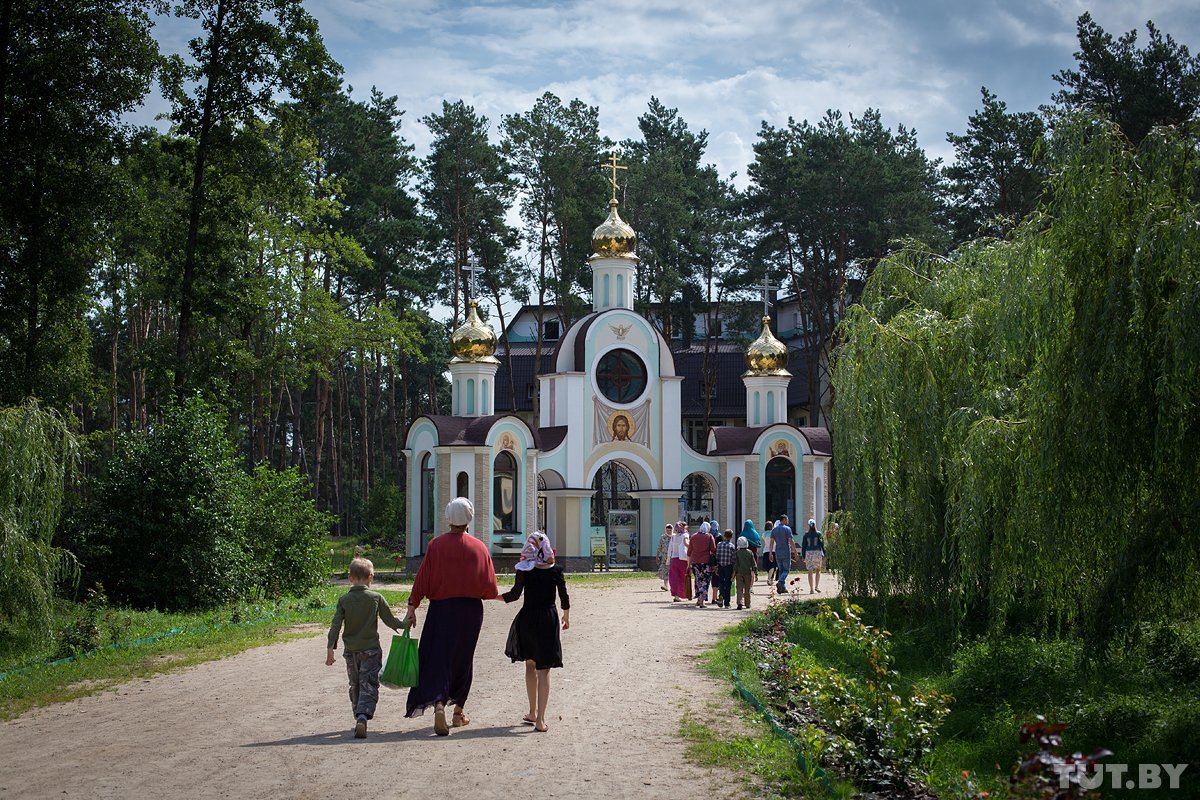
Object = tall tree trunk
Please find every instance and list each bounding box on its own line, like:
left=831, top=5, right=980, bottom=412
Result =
left=175, top=0, right=228, bottom=396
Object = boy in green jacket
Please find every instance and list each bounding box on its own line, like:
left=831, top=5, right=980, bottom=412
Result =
left=733, top=536, right=758, bottom=610
left=326, top=557, right=405, bottom=738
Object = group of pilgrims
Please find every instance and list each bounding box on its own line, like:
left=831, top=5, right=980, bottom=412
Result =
left=328, top=497, right=828, bottom=741
left=655, top=515, right=827, bottom=608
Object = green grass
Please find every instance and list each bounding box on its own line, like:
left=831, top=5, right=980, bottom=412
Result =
left=684, top=604, right=856, bottom=799
left=325, top=535, right=406, bottom=578
left=0, top=583, right=409, bottom=720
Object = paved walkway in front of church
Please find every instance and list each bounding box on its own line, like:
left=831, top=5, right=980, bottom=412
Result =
left=0, top=574, right=840, bottom=800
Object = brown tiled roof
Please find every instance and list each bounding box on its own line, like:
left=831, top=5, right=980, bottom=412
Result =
left=707, top=425, right=833, bottom=456
left=536, top=426, right=568, bottom=451
left=798, top=426, right=833, bottom=456
left=708, top=426, right=766, bottom=455
left=423, top=415, right=567, bottom=451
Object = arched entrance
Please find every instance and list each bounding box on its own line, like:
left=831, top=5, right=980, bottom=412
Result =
left=682, top=472, right=716, bottom=528
left=592, top=461, right=640, bottom=568
left=764, top=457, right=795, bottom=522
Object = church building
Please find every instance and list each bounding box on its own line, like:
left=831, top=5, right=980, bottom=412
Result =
left=403, top=188, right=832, bottom=571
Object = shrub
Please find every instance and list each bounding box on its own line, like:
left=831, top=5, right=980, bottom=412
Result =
left=0, top=401, right=79, bottom=655
left=245, top=466, right=334, bottom=598
left=361, top=482, right=405, bottom=550
left=947, top=636, right=1083, bottom=708
left=83, top=397, right=251, bottom=611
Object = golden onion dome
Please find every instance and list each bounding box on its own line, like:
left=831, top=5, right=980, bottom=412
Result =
left=449, top=300, right=499, bottom=363
left=591, top=198, right=637, bottom=258
left=744, top=316, right=791, bottom=376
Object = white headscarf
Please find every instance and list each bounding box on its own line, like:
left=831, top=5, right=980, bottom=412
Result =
left=446, top=497, right=474, bottom=527
left=515, top=531, right=555, bottom=571
left=698, top=521, right=710, bottom=535
left=736, top=536, right=749, bottom=549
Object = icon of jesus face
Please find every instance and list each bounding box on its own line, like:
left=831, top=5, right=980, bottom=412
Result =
left=612, top=414, right=631, bottom=441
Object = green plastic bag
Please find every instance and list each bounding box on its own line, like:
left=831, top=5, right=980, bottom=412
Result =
left=380, top=626, right=418, bottom=689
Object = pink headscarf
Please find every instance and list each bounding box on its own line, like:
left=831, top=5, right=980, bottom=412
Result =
left=515, top=531, right=555, bottom=571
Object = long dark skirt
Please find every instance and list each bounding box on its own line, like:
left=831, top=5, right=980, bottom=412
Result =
left=505, top=606, right=563, bottom=669
left=405, top=597, right=484, bottom=717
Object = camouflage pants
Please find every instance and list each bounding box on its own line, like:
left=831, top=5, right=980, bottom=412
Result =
left=344, top=648, right=383, bottom=720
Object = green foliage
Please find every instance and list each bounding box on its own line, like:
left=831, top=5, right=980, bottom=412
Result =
left=244, top=466, right=334, bottom=598
left=55, top=585, right=108, bottom=659
left=361, top=481, right=405, bottom=549
left=0, top=402, right=80, bottom=654
left=945, top=87, right=1046, bottom=242
left=1049, top=12, right=1200, bottom=145
left=832, top=115, right=1200, bottom=645
left=744, top=107, right=946, bottom=421
left=747, top=600, right=952, bottom=794
left=0, top=1, right=161, bottom=408
left=84, top=397, right=251, bottom=611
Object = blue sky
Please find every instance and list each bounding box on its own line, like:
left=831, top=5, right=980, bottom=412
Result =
left=141, top=1, right=1199, bottom=189
left=311, top=0, right=1197, bottom=186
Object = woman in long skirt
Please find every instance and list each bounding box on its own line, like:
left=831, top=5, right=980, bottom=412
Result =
left=502, top=532, right=570, bottom=732
left=655, top=523, right=673, bottom=590
left=404, top=497, right=499, bottom=735
left=667, top=522, right=690, bottom=602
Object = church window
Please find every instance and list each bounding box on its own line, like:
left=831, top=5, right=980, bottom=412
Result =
left=734, top=477, right=743, bottom=527
left=420, top=454, right=435, bottom=552
left=456, top=471, right=469, bottom=500
left=596, top=348, right=647, bottom=404
left=682, top=472, right=715, bottom=524
left=493, top=451, right=518, bottom=532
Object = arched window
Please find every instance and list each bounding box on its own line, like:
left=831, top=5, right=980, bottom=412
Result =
left=482, top=380, right=489, bottom=414
left=764, top=456, right=795, bottom=521
left=682, top=472, right=715, bottom=527
left=420, top=453, right=435, bottom=552
left=734, top=477, right=743, bottom=528
left=815, top=476, right=824, bottom=527
left=493, top=451, right=518, bottom=532
left=456, top=471, right=470, bottom=500
left=467, top=379, right=476, bottom=415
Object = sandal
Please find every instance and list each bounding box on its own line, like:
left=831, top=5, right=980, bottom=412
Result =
left=533, top=721, right=548, bottom=733
left=434, top=706, right=449, bottom=736
left=521, top=714, right=537, bottom=724
left=452, top=711, right=471, bottom=728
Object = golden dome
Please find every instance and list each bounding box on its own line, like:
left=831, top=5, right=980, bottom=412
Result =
left=449, top=301, right=498, bottom=363
left=591, top=198, right=637, bottom=258
left=744, top=316, right=791, bottom=376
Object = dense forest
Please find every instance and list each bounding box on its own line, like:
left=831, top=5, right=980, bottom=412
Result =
left=1, top=3, right=1196, bottom=551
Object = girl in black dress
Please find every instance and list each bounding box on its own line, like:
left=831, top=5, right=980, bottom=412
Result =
left=502, top=532, right=570, bottom=732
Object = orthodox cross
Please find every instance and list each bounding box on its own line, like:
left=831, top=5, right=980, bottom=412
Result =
left=463, top=260, right=484, bottom=304
left=603, top=152, right=627, bottom=201
left=759, top=273, right=780, bottom=316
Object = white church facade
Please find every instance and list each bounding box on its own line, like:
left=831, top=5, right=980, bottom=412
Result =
left=403, top=191, right=832, bottom=571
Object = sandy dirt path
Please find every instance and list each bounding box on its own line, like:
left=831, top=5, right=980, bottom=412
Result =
left=0, top=575, right=839, bottom=799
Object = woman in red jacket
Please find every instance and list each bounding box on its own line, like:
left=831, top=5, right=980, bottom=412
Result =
left=404, top=497, right=499, bottom=736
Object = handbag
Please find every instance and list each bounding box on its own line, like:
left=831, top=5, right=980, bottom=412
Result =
left=380, top=625, right=419, bottom=689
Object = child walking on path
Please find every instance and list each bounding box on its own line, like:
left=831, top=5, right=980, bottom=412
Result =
left=326, top=557, right=406, bottom=739
left=733, top=536, right=758, bottom=610
left=502, top=532, right=570, bottom=733
left=714, top=529, right=736, bottom=608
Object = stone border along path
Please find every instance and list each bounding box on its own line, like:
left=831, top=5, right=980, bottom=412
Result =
left=0, top=574, right=840, bottom=799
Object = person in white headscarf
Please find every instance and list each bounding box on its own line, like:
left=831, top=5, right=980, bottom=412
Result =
left=502, top=531, right=570, bottom=732
left=655, top=523, right=673, bottom=591
left=732, top=535, right=758, bottom=610
left=404, top=497, right=499, bottom=735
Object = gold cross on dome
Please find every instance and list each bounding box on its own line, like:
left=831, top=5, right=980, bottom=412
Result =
left=603, top=152, right=627, bottom=201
